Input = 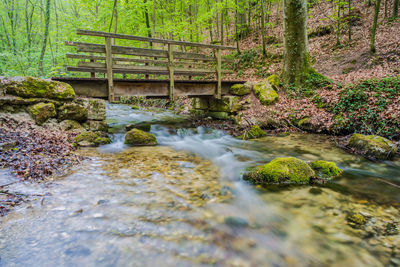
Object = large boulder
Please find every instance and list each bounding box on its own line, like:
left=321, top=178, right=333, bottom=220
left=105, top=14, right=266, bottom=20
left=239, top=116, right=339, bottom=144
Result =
left=209, top=96, right=242, bottom=113
left=58, top=103, right=88, bottom=122
left=75, top=98, right=106, bottom=121
left=2, top=77, right=75, bottom=100
left=125, top=128, right=157, bottom=146
left=348, top=133, right=397, bottom=160
left=243, top=157, right=315, bottom=185
left=27, top=102, right=56, bottom=125
left=253, top=80, right=279, bottom=106
left=74, top=131, right=112, bottom=147
left=229, top=83, right=252, bottom=96
left=309, top=160, right=343, bottom=179
left=85, top=120, right=108, bottom=132
left=266, top=75, right=281, bottom=91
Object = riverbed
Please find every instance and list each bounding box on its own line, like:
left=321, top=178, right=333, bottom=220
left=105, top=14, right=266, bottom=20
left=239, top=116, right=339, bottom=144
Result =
left=0, top=104, right=399, bottom=266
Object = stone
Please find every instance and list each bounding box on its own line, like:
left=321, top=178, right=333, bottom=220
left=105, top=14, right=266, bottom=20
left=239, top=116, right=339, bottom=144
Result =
left=229, top=83, right=252, bottom=96
left=237, top=125, right=267, bottom=140
left=27, top=102, right=56, bottom=125
left=209, top=96, right=241, bottom=113
left=87, top=120, right=108, bottom=132
left=346, top=212, right=367, bottom=228
left=243, top=157, right=315, bottom=185
left=2, top=77, right=75, bottom=100
left=124, top=128, right=157, bottom=146
left=126, top=123, right=151, bottom=132
left=297, top=117, right=318, bottom=132
left=74, top=131, right=112, bottom=147
left=58, top=103, right=88, bottom=122
left=310, top=160, right=343, bottom=179
left=348, top=133, right=397, bottom=160
left=74, top=98, right=106, bottom=121
left=253, top=80, right=279, bottom=106
left=266, top=75, right=281, bottom=90
left=191, top=98, right=209, bottom=110
left=59, top=120, right=84, bottom=131
left=206, top=111, right=231, bottom=120
left=131, top=105, right=140, bottom=110
left=224, top=216, right=249, bottom=227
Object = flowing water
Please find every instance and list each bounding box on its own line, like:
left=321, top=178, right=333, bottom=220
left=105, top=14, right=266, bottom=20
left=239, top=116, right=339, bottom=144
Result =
left=0, top=104, right=399, bottom=267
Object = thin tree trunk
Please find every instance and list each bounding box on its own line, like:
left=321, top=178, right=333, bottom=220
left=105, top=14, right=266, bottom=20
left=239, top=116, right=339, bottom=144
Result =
left=220, top=0, right=224, bottom=45
left=260, top=0, right=266, bottom=56
left=348, top=0, right=352, bottom=41
left=38, top=0, right=51, bottom=76
left=393, top=0, right=399, bottom=18
left=370, top=0, right=382, bottom=54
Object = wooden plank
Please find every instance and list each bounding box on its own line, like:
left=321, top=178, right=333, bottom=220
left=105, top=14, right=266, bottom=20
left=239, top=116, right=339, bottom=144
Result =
left=77, top=29, right=236, bottom=50
left=216, top=48, right=222, bottom=99
left=168, top=44, right=174, bottom=100
left=65, top=41, right=234, bottom=62
left=105, top=37, right=114, bottom=102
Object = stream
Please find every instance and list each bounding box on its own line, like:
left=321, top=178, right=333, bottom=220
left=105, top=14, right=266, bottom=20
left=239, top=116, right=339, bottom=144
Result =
left=0, top=103, right=399, bottom=266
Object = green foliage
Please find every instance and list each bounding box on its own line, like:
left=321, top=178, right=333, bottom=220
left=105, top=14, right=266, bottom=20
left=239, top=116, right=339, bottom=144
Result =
left=332, top=77, right=400, bottom=137
left=286, top=69, right=332, bottom=98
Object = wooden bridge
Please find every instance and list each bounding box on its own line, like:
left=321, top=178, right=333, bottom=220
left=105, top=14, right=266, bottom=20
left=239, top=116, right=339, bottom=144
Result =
left=53, top=29, right=243, bottom=102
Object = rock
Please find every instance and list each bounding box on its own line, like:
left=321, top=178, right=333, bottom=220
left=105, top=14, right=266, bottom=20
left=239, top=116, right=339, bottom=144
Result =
left=191, top=98, right=209, bottom=110
left=253, top=80, right=279, bottom=106
left=59, top=120, right=84, bottom=131
left=86, top=120, right=108, bottom=132
left=209, top=96, right=242, bottom=113
left=74, top=131, right=112, bottom=147
left=243, top=157, right=315, bottom=185
left=58, top=103, right=88, bottom=122
left=124, top=128, right=157, bottom=146
left=0, top=95, right=62, bottom=107
left=346, top=212, right=367, bottom=228
left=2, top=77, right=75, bottom=100
left=131, top=105, right=140, bottom=110
left=206, top=111, right=231, bottom=120
left=229, top=83, right=252, bottom=96
left=266, top=75, right=281, bottom=90
left=348, top=133, right=397, bottom=160
left=224, top=216, right=249, bottom=227
left=27, top=102, right=56, bottom=125
left=125, top=123, right=151, bottom=132
left=310, top=160, right=343, bottom=179
left=237, top=125, right=267, bottom=140
left=74, top=98, right=106, bottom=121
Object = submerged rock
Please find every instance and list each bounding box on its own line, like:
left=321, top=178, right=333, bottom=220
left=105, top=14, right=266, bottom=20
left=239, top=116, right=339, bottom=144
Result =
left=125, top=128, right=157, bottom=146
left=229, top=83, right=252, bottom=96
left=2, top=77, right=75, bottom=100
left=224, top=216, right=249, bottom=227
left=346, top=212, right=367, bottom=228
left=253, top=80, right=279, bottom=106
left=243, top=157, right=315, bottom=185
left=131, top=105, right=140, bottom=110
left=74, top=131, right=112, bottom=147
left=238, top=125, right=267, bottom=140
left=348, top=133, right=397, bottom=160
left=125, top=123, right=151, bottom=132
left=310, top=160, right=343, bottom=179
left=27, top=102, right=56, bottom=125
left=58, top=103, right=88, bottom=122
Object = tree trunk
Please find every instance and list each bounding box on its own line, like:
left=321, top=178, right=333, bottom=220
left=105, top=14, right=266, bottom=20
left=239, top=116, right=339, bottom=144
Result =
left=370, top=0, right=381, bottom=54
left=282, top=0, right=311, bottom=87
left=260, top=0, right=266, bottom=56
left=38, top=0, right=51, bottom=76
left=393, top=0, right=399, bottom=18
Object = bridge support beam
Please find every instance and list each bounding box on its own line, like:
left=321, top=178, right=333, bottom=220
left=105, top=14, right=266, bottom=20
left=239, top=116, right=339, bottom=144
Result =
left=168, top=44, right=175, bottom=100
left=105, top=37, right=114, bottom=102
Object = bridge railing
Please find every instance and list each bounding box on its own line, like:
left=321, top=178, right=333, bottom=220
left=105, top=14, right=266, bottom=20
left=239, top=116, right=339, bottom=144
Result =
left=65, top=29, right=236, bottom=102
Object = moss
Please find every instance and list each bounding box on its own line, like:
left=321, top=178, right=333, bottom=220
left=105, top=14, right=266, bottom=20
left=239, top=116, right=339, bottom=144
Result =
left=124, top=128, right=157, bottom=146
left=253, top=81, right=279, bottom=106
left=74, top=131, right=111, bottom=147
left=266, top=75, right=281, bottom=90
left=5, top=77, right=75, bottom=100
left=126, top=123, right=151, bottom=132
left=27, top=102, right=56, bottom=125
left=229, top=84, right=251, bottom=96
left=58, top=103, right=88, bottom=122
left=348, top=133, right=397, bottom=160
left=346, top=213, right=367, bottom=228
left=209, top=96, right=241, bottom=113
left=310, top=160, right=343, bottom=179
left=131, top=105, right=140, bottom=110
left=238, top=125, right=267, bottom=140
left=243, top=157, right=315, bottom=185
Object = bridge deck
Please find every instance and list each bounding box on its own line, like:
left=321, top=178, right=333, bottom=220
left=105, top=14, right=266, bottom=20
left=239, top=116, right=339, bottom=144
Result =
left=52, top=77, right=244, bottom=99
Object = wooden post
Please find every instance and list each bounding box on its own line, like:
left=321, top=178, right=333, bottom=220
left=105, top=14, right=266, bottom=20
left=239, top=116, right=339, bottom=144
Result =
left=168, top=43, right=175, bottom=100
left=90, top=58, right=96, bottom=78
left=105, top=37, right=114, bottom=102
left=216, top=48, right=222, bottom=99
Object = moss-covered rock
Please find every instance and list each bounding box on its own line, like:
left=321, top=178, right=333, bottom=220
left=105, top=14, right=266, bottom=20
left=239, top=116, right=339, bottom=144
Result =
left=59, top=120, right=84, bottom=131
left=86, top=120, right=108, bottom=132
left=238, top=125, right=267, bottom=140
left=346, top=212, right=367, bottom=228
left=125, top=128, right=157, bottom=146
left=310, top=160, right=343, bottom=179
left=229, top=83, right=252, bottom=96
left=206, top=111, right=231, bottom=120
left=3, top=77, right=75, bottom=100
left=243, top=157, right=315, bottom=185
left=348, top=133, right=397, bottom=160
left=126, top=123, right=151, bottom=132
left=131, top=105, right=140, bottom=110
left=27, top=102, right=56, bottom=125
left=58, top=103, right=88, bottom=122
left=253, top=81, right=279, bottom=106
left=209, top=96, right=242, bottom=113
left=74, top=131, right=112, bottom=147
left=74, top=98, right=106, bottom=121
left=266, top=75, right=281, bottom=90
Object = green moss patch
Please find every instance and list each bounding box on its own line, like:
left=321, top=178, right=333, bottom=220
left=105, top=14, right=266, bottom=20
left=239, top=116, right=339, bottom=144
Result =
left=74, top=131, right=111, bottom=147
left=253, top=81, right=279, bottom=106
left=27, top=102, right=56, bottom=125
left=310, top=160, right=343, bottom=178
left=238, top=125, right=267, bottom=140
left=348, top=133, right=397, bottom=160
left=229, top=84, right=251, bottom=96
left=125, top=128, right=157, bottom=146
